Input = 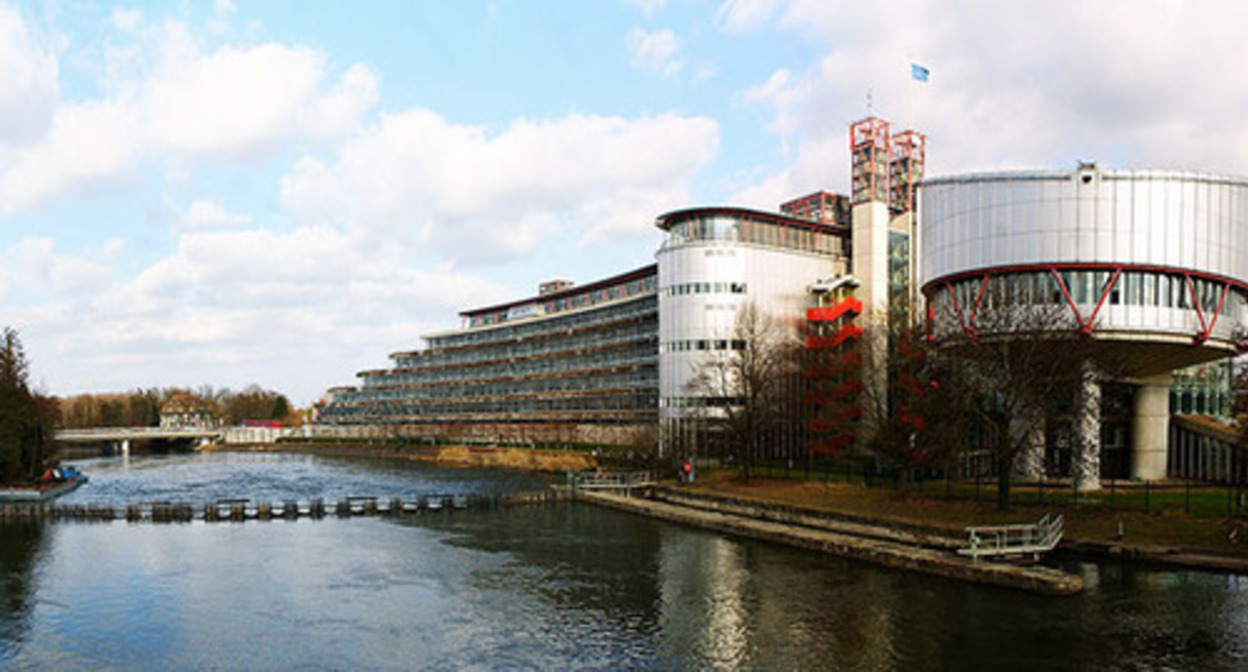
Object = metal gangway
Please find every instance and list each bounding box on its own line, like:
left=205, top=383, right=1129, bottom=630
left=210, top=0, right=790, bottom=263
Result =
left=569, top=471, right=656, bottom=496
left=957, top=514, right=1065, bottom=562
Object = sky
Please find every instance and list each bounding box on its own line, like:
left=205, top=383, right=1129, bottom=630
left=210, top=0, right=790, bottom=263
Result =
left=3, top=0, right=1248, bottom=406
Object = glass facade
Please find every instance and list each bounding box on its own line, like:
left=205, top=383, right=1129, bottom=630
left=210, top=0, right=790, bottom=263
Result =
left=928, top=266, right=1248, bottom=346
left=659, top=210, right=846, bottom=257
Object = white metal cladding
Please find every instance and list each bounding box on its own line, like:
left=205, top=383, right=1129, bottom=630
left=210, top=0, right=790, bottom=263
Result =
left=656, top=233, right=844, bottom=419
left=919, top=167, right=1248, bottom=287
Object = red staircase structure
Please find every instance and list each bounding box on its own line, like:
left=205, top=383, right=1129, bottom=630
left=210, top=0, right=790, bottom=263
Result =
left=805, top=295, right=862, bottom=456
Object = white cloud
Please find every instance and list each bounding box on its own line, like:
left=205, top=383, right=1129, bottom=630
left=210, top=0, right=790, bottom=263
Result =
left=626, top=27, right=683, bottom=78
left=0, top=99, right=143, bottom=213
left=144, top=42, right=326, bottom=159
left=0, top=16, right=380, bottom=213
left=137, top=28, right=379, bottom=160
left=298, top=63, right=381, bottom=140
left=25, top=226, right=511, bottom=402
left=110, top=8, right=143, bottom=32
left=0, top=237, right=115, bottom=304
left=0, top=3, right=59, bottom=147
left=280, top=109, right=718, bottom=263
left=182, top=199, right=252, bottom=229
left=715, top=0, right=783, bottom=33
left=625, top=0, right=668, bottom=17
left=730, top=0, right=1248, bottom=206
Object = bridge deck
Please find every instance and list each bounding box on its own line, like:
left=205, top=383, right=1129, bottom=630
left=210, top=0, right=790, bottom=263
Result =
left=55, top=427, right=223, bottom=443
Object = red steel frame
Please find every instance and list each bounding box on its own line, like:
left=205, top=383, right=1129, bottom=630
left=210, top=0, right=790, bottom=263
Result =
left=850, top=117, right=891, bottom=205
left=889, top=129, right=925, bottom=214
left=922, top=262, right=1248, bottom=348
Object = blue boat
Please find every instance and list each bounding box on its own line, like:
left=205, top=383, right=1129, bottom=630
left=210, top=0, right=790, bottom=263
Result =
left=0, top=466, right=88, bottom=503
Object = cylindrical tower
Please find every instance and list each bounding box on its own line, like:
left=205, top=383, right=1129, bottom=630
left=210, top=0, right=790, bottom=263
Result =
left=919, top=164, right=1248, bottom=481
left=655, top=207, right=849, bottom=457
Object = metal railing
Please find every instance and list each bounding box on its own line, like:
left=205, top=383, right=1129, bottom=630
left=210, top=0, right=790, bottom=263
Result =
left=957, top=514, right=1064, bottom=561
left=570, top=471, right=657, bottom=493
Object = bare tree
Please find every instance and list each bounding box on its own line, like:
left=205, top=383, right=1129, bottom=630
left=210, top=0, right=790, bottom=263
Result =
left=932, top=306, right=1124, bottom=511
left=835, top=316, right=963, bottom=492
left=684, top=303, right=802, bottom=483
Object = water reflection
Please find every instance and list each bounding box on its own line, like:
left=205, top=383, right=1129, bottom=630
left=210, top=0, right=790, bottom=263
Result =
left=0, top=522, right=44, bottom=660
left=0, top=454, right=1243, bottom=670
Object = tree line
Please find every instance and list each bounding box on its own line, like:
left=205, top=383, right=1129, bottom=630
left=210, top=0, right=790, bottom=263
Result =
left=59, top=384, right=296, bottom=429
left=0, top=325, right=299, bottom=483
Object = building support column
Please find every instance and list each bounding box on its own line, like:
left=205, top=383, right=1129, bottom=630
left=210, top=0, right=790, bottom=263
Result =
left=1074, top=360, right=1101, bottom=492
left=120, top=438, right=130, bottom=457
left=1013, top=411, right=1045, bottom=480
left=1131, top=374, right=1171, bottom=481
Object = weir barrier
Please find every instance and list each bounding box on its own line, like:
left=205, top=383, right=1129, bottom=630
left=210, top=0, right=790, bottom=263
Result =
left=0, top=490, right=568, bottom=524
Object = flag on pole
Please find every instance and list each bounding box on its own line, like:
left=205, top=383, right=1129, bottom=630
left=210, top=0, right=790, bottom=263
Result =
left=911, top=63, right=930, bottom=83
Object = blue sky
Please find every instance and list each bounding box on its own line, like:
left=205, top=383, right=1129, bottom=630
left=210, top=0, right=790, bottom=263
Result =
left=3, top=0, right=1248, bottom=405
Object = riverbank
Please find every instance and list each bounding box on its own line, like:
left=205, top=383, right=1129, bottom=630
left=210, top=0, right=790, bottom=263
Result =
left=207, top=441, right=598, bottom=473
left=678, top=472, right=1248, bottom=575
left=202, top=443, right=1247, bottom=574
left=579, top=487, right=1084, bottom=595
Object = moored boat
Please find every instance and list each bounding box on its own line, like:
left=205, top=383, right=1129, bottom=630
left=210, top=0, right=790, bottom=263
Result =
left=0, top=466, right=88, bottom=503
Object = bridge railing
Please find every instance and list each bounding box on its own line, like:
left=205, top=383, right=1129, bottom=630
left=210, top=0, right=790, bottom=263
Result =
left=56, top=426, right=223, bottom=440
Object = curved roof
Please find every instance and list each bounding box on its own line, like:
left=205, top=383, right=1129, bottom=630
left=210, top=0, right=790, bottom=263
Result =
left=654, top=205, right=848, bottom=236
left=920, top=166, right=1248, bottom=189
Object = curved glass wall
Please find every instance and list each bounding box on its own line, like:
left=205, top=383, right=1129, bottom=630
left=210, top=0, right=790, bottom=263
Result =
left=928, top=266, right=1247, bottom=344
left=660, top=210, right=846, bottom=257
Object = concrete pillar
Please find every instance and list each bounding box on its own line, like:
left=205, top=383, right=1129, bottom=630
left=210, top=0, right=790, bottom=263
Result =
left=1131, top=374, right=1171, bottom=481
left=121, top=438, right=130, bottom=456
left=1074, top=361, right=1101, bottom=492
left=1015, top=419, right=1045, bottom=480
left=851, top=201, right=891, bottom=324
left=852, top=200, right=891, bottom=441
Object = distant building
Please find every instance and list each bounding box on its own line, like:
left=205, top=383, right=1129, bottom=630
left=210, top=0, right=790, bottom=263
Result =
left=159, top=394, right=216, bottom=429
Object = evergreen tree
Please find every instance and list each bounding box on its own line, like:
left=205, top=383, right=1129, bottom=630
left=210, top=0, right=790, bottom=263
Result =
left=0, top=328, right=57, bottom=484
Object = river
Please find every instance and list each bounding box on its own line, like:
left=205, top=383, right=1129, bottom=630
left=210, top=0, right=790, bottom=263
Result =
left=0, top=452, right=1244, bottom=670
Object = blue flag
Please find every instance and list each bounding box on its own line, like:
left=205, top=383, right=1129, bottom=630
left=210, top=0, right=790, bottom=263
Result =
left=911, top=63, right=930, bottom=82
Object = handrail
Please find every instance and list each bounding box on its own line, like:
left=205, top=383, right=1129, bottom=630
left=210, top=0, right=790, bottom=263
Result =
left=572, top=471, right=657, bottom=491
left=957, top=514, right=1064, bottom=560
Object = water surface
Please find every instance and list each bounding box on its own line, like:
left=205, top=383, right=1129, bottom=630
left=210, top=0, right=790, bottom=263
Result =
left=0, top=453, right=1243, bottom=670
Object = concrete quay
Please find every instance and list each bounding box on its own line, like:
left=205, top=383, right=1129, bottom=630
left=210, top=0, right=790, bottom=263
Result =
left=577, top=488, right=1085, bottom=596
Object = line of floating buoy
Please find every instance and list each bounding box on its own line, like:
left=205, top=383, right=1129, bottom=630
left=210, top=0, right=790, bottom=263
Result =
left=0, top=489, right=571, bottom=524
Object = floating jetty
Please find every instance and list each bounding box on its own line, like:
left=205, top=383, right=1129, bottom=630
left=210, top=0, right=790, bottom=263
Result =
left=0, top=490, right=568, bottom=524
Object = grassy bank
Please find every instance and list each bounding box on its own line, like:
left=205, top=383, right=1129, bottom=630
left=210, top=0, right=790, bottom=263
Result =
left=685, top=469, right=1248, bottom=558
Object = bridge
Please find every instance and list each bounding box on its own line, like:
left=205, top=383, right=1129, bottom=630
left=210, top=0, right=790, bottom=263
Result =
left=55, top=427, right=223, bottom=455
